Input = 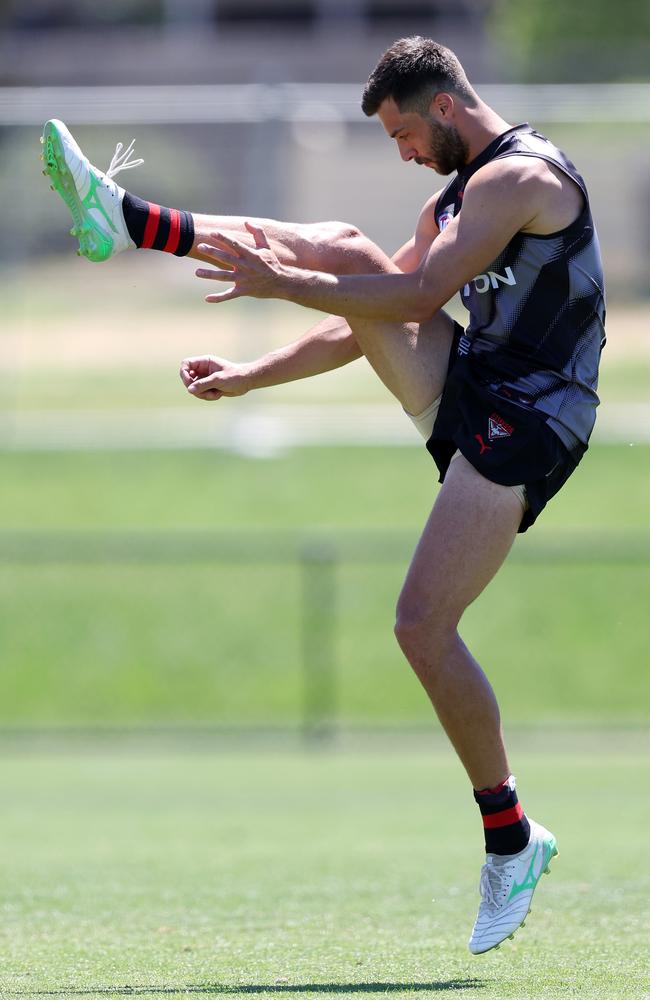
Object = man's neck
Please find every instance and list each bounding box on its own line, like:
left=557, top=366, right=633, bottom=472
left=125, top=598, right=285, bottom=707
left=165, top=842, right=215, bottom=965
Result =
left=459, top=101, right=514, bottom=165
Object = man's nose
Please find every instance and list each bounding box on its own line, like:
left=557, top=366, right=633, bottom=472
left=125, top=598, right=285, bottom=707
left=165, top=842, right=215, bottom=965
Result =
left=398, top=143, right=416, bottom=162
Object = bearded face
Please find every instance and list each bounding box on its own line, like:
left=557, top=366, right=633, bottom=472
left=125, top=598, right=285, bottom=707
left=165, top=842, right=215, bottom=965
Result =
left=415, top=118, right=469, bottom=175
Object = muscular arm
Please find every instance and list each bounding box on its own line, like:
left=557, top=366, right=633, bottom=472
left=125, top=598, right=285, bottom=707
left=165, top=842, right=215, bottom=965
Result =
left=247, top=193, right=441, bottom=383
left=181, top=312, right=360, bottom=400
left=254, top=190, right=442, bottom=377
left=185, top=195, right=442, bottom=399
left=198, top=160, right=554, bottom=323
left=241, top=313, right=362, bottom=388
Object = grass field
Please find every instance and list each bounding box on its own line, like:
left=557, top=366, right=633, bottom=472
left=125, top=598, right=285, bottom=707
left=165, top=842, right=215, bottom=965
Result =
left=1, top=266, right=649, bottom=996
left=3, top=258, right=650, bottom=413
left=1, top=742, right=648, bottom=999
left=1, top=444, right=649, bottom=729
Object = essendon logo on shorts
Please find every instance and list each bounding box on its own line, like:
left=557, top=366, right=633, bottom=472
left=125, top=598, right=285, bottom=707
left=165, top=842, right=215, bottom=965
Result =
left=488, top=413, right=514, bottom=441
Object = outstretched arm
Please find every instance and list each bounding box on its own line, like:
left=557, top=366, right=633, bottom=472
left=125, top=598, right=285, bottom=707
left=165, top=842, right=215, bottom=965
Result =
left=196, top=163, right=539, bottom=322
left=181, top=313, right=360, bottom=400
left=183, top=193, right=442, bottom=400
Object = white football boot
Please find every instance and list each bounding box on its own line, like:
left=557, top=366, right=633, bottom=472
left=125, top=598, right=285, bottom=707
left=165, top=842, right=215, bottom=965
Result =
left=468, top=818, right=558, bottom=955
left=41, top=119, right=143, bottom=262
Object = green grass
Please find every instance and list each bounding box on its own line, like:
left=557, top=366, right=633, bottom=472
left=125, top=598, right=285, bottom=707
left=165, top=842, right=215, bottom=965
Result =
left=0, top=445, right=649, bottom=728
left=1, top=444, right=649, bottom=533
left=2, top=353, right=649, bottom=413
left=2, top=259, right=650, bottom=415
left=0, top=743, right=648, bottom=999
left=598, top=358, right=650, bottom=402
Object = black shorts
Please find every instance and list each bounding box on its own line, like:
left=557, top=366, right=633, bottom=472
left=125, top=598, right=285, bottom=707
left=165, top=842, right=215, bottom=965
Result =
left=426, top=324, right=586, bottom=533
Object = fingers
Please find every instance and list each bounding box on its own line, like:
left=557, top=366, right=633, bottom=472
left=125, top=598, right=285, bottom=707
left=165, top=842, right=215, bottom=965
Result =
left=189, top=386, right=224, bottom=401
left=194, top=227, right=277, bottom=304
left=195, top=264, right=238, bottom=282
left=180, top=355, right=233, bottom=401
left=245, top=220, right=271, bottom=250
left=205, top=288, right=242, bottom=304
left=180, top=359, right=202, bottom=387
left=179, top=365, right=195, bottom=387
left=198, top=226, right=270, bottom=260
left=196, top=244, right=238, bottom=269
left=195, top=234, right=242, bottom=282
left=202, top=230, right=250, bottom=257
left=180, top=357, right=223, bottom=398
left=186, top=372, right=224, bottom=401
left=179, top=356, right=217, bottom=385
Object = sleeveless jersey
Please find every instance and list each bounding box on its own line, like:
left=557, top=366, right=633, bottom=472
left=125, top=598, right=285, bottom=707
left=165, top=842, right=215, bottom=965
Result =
left=434, top=124, right=606, bottom=449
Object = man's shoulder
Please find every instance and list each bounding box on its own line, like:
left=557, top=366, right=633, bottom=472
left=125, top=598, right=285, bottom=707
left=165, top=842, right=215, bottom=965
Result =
left=471, top=154, right=548, bottom=184
left=463, top=153, right=586, bottom=241
left=464, top=156, right=549, bottom=206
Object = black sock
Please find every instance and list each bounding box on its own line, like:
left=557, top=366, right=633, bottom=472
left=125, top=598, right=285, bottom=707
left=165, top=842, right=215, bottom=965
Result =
left=121, top=192, right=195, bottom=256
left=473, top=775, right=530, bottom=856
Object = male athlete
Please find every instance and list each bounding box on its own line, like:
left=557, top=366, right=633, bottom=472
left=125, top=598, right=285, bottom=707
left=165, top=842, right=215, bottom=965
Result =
left=41, top=36, right=605, bottom=954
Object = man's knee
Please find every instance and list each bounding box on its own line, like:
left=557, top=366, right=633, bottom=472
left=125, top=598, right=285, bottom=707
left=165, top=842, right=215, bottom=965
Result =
left=321, top=220, right=361, bottom=242
left=311, top=221, right=390, bottom=274
left=393, top=589, right=459, bottom=667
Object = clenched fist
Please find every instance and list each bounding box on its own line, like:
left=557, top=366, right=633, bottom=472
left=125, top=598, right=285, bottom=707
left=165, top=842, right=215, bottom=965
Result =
left=179, top=355, right=253, bottom=401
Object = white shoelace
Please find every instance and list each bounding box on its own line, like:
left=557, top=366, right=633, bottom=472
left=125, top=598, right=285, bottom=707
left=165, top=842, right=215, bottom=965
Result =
left=479, top=861, right=510, bottom=909
left=105, top=139, right=144, bottom=180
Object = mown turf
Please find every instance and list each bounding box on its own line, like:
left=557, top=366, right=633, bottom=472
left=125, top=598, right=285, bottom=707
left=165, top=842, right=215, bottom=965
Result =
left=1, top=444, right=649, bottom=534
left=0, top=445, right=649, bottom=728
left=0, top=743, right=648, bottom=999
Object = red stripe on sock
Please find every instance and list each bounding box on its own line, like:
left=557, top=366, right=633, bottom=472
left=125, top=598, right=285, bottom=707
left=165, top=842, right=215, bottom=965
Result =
left=476, top=780, right=509, bottom=796
left=141, top=203, right=161, bottom=249
left=164, top=208, right=181, bottom=254
left=482, top=803, right=524, bottom=829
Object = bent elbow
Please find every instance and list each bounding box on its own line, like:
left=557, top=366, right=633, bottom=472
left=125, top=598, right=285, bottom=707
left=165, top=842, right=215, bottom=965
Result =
left=410, top=298, right=439, bottom=324
left=406, top=273, right=441, bottom=323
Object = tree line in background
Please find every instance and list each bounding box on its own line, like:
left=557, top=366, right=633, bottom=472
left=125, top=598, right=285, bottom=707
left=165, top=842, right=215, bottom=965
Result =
left=2, top=0, right=649, bottom=83
left=490, top=0, right=650, bottom=81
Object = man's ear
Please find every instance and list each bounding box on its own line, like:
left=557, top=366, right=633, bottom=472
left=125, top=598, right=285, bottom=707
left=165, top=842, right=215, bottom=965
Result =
left=431, top=92, right=454, bottom=119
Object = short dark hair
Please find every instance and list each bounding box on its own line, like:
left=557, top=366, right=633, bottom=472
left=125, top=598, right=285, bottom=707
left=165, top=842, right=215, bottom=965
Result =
left=361, top=37, right=477, bottom=117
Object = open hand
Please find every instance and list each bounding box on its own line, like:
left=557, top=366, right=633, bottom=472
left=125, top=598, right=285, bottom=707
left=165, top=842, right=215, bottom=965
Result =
left=180, top=355, right=253, bottom=401
left=195, top=222, right=286, bottom=303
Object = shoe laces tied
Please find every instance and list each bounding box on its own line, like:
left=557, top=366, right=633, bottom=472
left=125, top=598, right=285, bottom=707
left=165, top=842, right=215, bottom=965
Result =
left=479, top=860, right=510, bottom=910
left=105, top=139, right=144, bottom=180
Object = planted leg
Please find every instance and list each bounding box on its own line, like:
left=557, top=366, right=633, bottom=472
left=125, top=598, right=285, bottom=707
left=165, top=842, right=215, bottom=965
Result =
left=394, top=453, right=523, bottom=788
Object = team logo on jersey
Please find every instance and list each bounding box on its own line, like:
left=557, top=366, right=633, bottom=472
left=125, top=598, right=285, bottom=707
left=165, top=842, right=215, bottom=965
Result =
left=438, top=204, right=455, bottom=231
left=462, top=266, right=517, bottom=297
left=488, top=413, right=514, bottom=441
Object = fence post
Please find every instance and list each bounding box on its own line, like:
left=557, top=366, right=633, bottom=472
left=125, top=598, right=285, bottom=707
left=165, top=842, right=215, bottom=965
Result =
left=300, top=541, right=338, bottom=743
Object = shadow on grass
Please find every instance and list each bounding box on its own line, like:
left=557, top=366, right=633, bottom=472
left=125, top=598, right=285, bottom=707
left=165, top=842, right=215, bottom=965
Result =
left=6, top=980, right=486, bottom=996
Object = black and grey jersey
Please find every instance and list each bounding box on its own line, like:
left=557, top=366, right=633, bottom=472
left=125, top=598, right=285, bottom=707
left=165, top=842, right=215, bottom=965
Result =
left=434, top=124, right=606, bottom=449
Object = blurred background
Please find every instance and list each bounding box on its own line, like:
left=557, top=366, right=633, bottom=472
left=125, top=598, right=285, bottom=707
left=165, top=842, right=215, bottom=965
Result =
left=1, top=0, right=649, bottom=740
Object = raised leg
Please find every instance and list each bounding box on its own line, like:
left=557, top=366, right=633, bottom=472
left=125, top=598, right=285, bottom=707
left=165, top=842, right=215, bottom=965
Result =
left=41, top=118, right=406, bottom=276
left=191, top=222, right=462, bottom=412
left=190, top=216, right=399, bottom=274
left=196, top=222, right=458, bottom=415
left=346, top=311, right=455, bottom=417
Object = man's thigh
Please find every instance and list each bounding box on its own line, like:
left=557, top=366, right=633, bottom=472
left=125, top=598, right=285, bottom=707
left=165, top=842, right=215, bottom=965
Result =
left=398, top=454, right=524, bottom=628
left=348, top=310, right=457, bottom=418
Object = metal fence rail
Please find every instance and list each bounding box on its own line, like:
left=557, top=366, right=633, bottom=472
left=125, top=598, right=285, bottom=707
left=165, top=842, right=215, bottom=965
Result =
left=3, top=83, right=650, bottom=125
